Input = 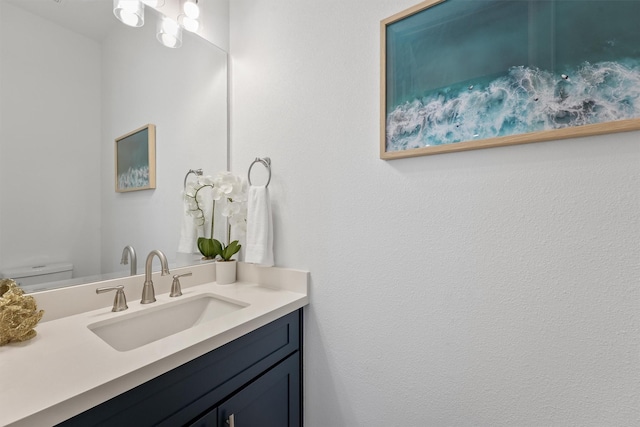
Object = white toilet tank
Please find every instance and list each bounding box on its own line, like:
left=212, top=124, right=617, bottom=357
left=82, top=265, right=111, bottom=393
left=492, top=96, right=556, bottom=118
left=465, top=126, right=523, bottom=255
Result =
left=0, top=262, right=73, bottom=291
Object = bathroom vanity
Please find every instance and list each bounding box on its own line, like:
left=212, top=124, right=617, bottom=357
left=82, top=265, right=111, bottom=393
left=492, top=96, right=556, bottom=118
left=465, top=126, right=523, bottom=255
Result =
left=59, top=309, right=302, bottom=426
left=0, top=263, right=308, bottom=427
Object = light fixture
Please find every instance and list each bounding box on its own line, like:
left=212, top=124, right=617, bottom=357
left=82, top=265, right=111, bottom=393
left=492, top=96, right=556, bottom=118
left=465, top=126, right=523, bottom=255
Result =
left=177, top=14, right=200, bottom=33
left=113, top=0, right=145, bottom=28
left=183, top=0, right=200, bottom=19
left=157, top=16, right=182, bottom=48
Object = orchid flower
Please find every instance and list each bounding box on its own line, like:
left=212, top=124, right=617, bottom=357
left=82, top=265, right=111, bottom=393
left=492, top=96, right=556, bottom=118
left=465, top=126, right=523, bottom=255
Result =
left=183, top=171, right=248, bottom=259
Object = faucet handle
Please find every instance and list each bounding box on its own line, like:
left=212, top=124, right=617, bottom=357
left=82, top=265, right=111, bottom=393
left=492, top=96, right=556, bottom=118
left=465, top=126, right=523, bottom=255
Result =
left=96, top=285, right=128, bottom=312
left=170, top=272, right=192, bottom=297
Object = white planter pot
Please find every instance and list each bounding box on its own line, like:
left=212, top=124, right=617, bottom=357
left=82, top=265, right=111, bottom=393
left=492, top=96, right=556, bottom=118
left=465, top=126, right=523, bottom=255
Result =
left=216, top=260, right=237, bottom=285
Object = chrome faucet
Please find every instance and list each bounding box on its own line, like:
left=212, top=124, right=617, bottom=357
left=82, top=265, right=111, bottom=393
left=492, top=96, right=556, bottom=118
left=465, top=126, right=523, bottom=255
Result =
left=141, top=250, right=170, bottom=304
left=120, top=245, right=137, bottom=276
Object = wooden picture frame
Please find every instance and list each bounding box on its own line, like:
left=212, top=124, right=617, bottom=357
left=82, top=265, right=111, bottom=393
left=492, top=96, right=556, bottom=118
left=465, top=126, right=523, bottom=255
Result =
left=380, top=0, right=640, bottom=160
left=115, top=124, right=156, bottom=192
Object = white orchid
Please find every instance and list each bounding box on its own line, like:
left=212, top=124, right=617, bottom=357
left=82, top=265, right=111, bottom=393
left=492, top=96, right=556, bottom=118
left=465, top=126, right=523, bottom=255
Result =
left=229, top=212, right=247, bottom=233
left=184, top=171, right=248, bottom=259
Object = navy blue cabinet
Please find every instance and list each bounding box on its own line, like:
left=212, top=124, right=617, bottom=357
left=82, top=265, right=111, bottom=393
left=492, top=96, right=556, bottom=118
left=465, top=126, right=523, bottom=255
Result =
left=189, top=353, right=300, bottom=427
left=57, top=309, right=302, bottom=427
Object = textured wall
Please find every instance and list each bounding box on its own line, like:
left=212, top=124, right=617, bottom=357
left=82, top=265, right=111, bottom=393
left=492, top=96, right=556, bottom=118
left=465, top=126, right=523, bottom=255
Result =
left=229, top=0, right=640, bottom=425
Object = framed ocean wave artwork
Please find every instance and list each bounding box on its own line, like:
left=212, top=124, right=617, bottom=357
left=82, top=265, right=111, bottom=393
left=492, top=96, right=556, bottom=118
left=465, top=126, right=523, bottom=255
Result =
left=380, top=0, right=640, bottom=159
left=115, top=124, right=156, bottom=192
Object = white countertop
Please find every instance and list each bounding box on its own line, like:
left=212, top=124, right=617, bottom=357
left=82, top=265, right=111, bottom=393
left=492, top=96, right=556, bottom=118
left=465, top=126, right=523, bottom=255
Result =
left=0, top=263, right=309, bottom=427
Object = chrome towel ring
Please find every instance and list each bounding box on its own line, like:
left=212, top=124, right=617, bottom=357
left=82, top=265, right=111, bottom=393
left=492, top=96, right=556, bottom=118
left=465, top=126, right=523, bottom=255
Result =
left=247, top=157, right=272, bottom=187
left=183, top=168, right=203, bottom=190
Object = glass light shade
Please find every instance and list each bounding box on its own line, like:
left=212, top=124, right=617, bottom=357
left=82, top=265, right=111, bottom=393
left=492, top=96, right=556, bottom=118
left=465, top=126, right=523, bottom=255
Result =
left=113, top=0, right=144, bottom=27
left=183, top=0, right=200, bottom=19
left=178, top=14, right=200, bottom=33
left=157, top=17, right=182, bottom=48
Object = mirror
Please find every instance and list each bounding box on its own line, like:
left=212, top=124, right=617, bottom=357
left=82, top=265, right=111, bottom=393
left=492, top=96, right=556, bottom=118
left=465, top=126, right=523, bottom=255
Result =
left=0, top=0, right=228, bottom=292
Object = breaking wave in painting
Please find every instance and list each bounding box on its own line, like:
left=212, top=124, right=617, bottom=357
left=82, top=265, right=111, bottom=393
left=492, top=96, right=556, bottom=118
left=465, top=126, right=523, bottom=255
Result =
left=385, top=59, right=640, bottom=151
left=118, top=166, right=150, bottom=189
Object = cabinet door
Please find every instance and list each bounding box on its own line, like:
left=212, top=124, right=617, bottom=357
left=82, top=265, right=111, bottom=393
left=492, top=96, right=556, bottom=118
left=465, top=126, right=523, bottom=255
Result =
left=189, top=407, right=218, bottom=427
left=217, top=352, right=300, bottom=427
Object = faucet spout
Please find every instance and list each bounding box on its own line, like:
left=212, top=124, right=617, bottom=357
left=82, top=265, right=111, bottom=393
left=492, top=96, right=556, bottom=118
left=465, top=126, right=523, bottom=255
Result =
left=120, top=245, right=137, bottom=276
left=141, top=250, right=170, bottom=304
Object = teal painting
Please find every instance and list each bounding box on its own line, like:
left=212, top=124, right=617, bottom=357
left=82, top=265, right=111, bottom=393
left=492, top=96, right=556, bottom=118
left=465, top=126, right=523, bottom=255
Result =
left=115, top=124, right=156, bottom=192
left=381, top=0, right=640, bottom=159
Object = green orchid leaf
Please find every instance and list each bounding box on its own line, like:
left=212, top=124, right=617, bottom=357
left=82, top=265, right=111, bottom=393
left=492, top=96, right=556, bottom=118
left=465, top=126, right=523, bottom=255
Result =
left=221, top=240, right=241, bottom=261
left=212, top=239, right=224, bottom=257
left=197, top=238, right=217, bottom=258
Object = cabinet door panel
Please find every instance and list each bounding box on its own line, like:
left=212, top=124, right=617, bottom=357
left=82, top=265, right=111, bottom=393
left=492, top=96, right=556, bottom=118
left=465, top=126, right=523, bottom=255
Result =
left=218, top=352, right=300, bottom=427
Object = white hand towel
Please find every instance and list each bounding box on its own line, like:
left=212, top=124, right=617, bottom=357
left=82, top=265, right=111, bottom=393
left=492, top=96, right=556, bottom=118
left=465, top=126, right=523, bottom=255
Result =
left=245, top=185, right=274, bottom=266
left=178, top=198, right=199, bottom=253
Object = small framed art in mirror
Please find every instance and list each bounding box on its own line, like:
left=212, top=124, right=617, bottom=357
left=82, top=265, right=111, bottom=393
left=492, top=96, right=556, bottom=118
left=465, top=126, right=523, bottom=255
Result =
left=115, top=124, right=156, bottom=192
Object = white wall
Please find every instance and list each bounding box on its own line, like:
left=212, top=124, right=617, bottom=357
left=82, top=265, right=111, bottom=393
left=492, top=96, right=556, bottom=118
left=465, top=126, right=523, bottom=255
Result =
left=199, top=0, right=229, bottom=52
left=100, top=20, right=228, bottom=273
left=229, top=1, right=640, bottom=425
left=0, top=2, right=102, bottom=277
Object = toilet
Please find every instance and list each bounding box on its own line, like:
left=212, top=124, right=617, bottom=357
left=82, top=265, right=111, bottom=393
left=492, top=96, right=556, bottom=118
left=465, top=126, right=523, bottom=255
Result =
left=0, top=262, right=73, bottom=292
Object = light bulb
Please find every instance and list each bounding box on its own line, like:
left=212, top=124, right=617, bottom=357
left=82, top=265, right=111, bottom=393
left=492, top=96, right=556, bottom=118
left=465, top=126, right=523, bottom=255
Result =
left=157, top=17, right=182, bottom=48
left=162, top=18, right=179, bottom=34
left=183, top=0, right=200, bottom=19
left=113, top=0, right=144, bottom=27
left=178, top=14, right=200, bottom=33
left=161, top=33, right=178, bottom=48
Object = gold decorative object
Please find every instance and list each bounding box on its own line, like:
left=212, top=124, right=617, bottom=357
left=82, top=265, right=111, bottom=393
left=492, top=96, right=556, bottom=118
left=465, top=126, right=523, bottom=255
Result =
left=0, top=279, right=44, bottom=346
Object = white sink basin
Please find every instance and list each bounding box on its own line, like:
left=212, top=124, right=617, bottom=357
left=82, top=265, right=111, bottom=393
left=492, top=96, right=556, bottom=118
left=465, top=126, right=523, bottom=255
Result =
left=88, top=294, right=248, bottom=351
